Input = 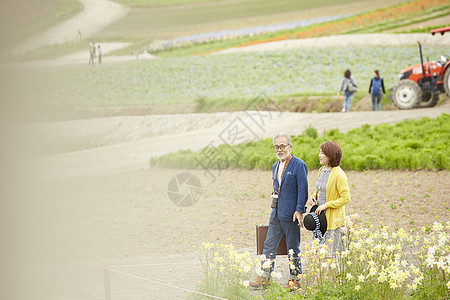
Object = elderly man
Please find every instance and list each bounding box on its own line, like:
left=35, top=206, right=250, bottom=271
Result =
left=249, top=133, right=308, bottom=289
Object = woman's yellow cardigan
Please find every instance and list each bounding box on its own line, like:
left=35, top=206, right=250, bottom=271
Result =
left=311, top=166, right=351, bottom=230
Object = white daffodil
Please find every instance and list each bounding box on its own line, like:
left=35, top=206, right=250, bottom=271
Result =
left=432, top=221, right=443, bottom=231
left=262, top=260, right=272, bottom=270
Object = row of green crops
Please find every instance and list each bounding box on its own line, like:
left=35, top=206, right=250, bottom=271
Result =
left=16, top=46, right=449, bottom=108
left=150, top=114, right=450, bottom=171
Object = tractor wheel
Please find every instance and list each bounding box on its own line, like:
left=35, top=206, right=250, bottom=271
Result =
left=419, top=92, right=439, bottom=107
left=444, top=67, right=450, bottom=97
left=392, top=79, right=422, bottom=109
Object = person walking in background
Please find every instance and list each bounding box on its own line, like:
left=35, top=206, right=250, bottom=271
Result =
left=249, top=133, right=308, bottom=289
left=369, top=70, right=385, bottom=111
left=337, top=69, right=357, bottom=112
left=89, top=42, right=96, bottom=65
left=97, top=44, right=103, bottom=65
left=307, top=141, right=350, bottom=255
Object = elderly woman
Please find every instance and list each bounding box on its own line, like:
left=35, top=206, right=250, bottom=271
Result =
left=307, top=141, right=351, bottom=253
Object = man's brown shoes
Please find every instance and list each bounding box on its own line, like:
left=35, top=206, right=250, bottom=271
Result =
left=249, top=276, right=301, bottom=290
left=284, top=279, right=301, bottom=290
left=248, top=276, right=271, bottom=288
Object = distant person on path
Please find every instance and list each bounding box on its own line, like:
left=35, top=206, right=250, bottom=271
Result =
left=307, top=141, right=350, bottom=255
left=89, top=42, right=96, bottom=65
left=368, top=70, right=385, bottom=111
left=249, top=133, right=308, bottom=290
left=97, top=45, right=103, bottom=65
left=337, top=69, right=357, bottom=112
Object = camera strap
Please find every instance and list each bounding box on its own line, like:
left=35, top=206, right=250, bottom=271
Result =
left=273, top=154, right=291, bottom=195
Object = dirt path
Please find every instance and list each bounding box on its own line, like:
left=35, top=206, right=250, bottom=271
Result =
left=10, top=42, right=159, bottom=69
left=15, top=0, right=129, bottom=54
left=215, top=32, right=450, bottom=54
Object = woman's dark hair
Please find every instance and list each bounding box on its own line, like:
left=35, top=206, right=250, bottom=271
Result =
left=320, top=141, right=342, bottom=167
left=344, top=69, right=351, bottom=78
left=374, top=70, right=380, bottom=81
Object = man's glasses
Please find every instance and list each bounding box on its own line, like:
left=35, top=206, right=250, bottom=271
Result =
left=273, top=144, right=290, bottom=151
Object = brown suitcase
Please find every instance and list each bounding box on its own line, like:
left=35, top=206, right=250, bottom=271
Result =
left=256, top=225, right=287, bottom=255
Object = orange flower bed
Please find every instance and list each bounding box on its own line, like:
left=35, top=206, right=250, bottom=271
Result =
left=232, top=0, right=446, bottom=49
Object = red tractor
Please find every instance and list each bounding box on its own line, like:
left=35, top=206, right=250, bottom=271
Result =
left=392, top=27, right=450, bottom=109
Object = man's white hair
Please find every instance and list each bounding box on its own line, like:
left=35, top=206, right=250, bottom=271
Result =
left=273, top=133, right=291, bottom=145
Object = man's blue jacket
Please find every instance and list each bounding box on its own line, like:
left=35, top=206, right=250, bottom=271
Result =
left=271, top=154, right=308, bottom=222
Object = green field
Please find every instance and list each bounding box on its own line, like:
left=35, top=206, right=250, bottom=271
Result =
left=12, top=0, right=447, bottom=62
left=103, top=0, right=361, bottom=40
left=9, top=0, right=447, bottom=63
left=101, top=0, right=412, bottom=42
left=8, top=0, right=413, bottom=60
left=6, top=0, right=450, bottom=116
left=151, top=114, right=450, bottom=171
left=14, top=46, right=448, bottom=110
left=143, top=0, right=449, bottom=57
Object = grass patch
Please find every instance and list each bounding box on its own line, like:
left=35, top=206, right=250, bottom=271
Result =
left=10, top=40, right=87, bottom=62
left=396, top=23, right=450, bottom=34
left=150, top=114, right=450, bottom=171
left=0, top=0, right=83, bottom=50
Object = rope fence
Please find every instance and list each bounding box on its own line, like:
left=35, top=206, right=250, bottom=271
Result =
left=103, top=262, right=228, bottom=300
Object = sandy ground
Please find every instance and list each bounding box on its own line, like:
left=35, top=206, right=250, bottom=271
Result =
left=14, top=0, right=129, bottom=54
left=12, top=164, right=449, bottom=299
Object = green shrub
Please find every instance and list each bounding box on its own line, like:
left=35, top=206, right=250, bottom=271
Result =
left=303, top=124, right=318, bottom=139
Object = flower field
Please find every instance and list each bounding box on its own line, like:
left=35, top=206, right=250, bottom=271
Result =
left=235, top=0, right=449, bottom=50
left=18, top=46, right=448, bottom=108
left=147, top=0, right=449, bottom=56
left=193, top=219, right=450, bottom=299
